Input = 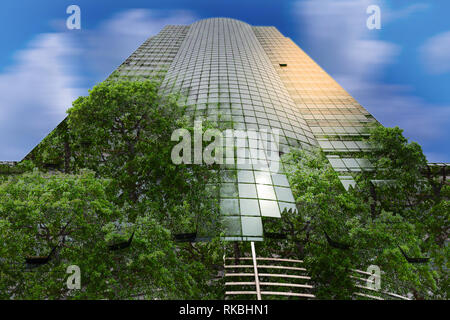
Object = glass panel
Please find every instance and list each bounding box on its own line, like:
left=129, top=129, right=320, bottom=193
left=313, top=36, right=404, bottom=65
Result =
left=237, top=170, right=255, bottom=183
left=220, top=199, right=240, bottom=215
left=343, top=158, right=359, bottom=168
left=236, top=160, right=253, bottom=170
left=239, top=199, right=260, bottom=216
left=271, top=173, right=290, bottom=187
left=243, top=236, right=264, bottom=242
left=238, top=183, right=258, bottom=198
left=256, top=184, right=277, bottom=200
left=223, top=236, right=243, bottom=241
left=259, top=200, right=281, bottom=217
left=241, top=216, right=263, bottom=236
left=222, top=216, right=241, bottom=236
left=275, top=186, right=295, bottom=203
left=328, top=158, right=345, bottom=169
left=254, top=171, right=272, bottom=185
left=220, top=183, right=238, bottom=198
left=221, top=170, right=237, bottom=183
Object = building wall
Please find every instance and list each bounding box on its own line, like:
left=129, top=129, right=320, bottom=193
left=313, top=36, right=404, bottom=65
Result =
left=105, top=18, right=379, bottom=240
left=160, top=18, right=313, bottom=240
left=254, top=25, right=377, bottom=189
left=115, top=25, right=190, bottom=80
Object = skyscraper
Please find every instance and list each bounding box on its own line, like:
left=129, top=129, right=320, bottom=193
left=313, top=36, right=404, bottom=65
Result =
left=29, top=17, right=377, bottom=241
left=13, top=16, right=445, bottom=301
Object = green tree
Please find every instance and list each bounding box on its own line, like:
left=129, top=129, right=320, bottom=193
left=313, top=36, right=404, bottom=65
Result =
left=10, top=79, right=226, bottom=299
left=0, top=170, right=226, bottom=299
left=259, top=125, right=448, bottom=299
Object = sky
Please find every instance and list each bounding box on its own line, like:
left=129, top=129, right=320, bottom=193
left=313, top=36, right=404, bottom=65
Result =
left=0, top=0, right=449, bottom=162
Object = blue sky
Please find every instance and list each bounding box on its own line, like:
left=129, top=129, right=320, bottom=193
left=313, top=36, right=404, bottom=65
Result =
left=0, top=0, right=449, bottom=162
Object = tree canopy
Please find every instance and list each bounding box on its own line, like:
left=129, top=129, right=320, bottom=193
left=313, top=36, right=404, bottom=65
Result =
left=1, top=80, right=225, bottom=299
left=2, top=78, right=447, bottom=300
left=258, top=125, right=449, bottom=299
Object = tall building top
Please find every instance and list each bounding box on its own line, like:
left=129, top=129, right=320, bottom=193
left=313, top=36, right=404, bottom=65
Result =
left=105, top=17, right=380, bottom=240
left=26, top=17, right=380, bottom=240
left=190, top=17, right=252, bottom=26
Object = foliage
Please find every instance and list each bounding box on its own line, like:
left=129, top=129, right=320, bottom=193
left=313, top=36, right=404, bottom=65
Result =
left=8, top=77, right=447, bottom=300
left=3, top=80, right=226, bottom=299
left=0, top=170, right=225, bottom=299
left=258, top=125, right=448, bottom=299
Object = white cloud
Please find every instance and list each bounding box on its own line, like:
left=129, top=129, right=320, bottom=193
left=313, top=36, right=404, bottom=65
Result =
left=420, top=31, right=450, bottom=75
left=336, top=76, right=450, bottom=161
left=295, top=0, right=398, bottom=81
left=80, top=9, right=197, bottom=79
left=383, top=3, right=430, bottom=22
left=294, top=0, right=450, bottom=162
left=0, top=33, right=83, bottom=161
left=0, top=9, right=197, bottom=161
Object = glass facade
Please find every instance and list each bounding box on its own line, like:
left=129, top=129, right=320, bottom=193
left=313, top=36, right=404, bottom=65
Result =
left=106, top=18, right=378, bottom=240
